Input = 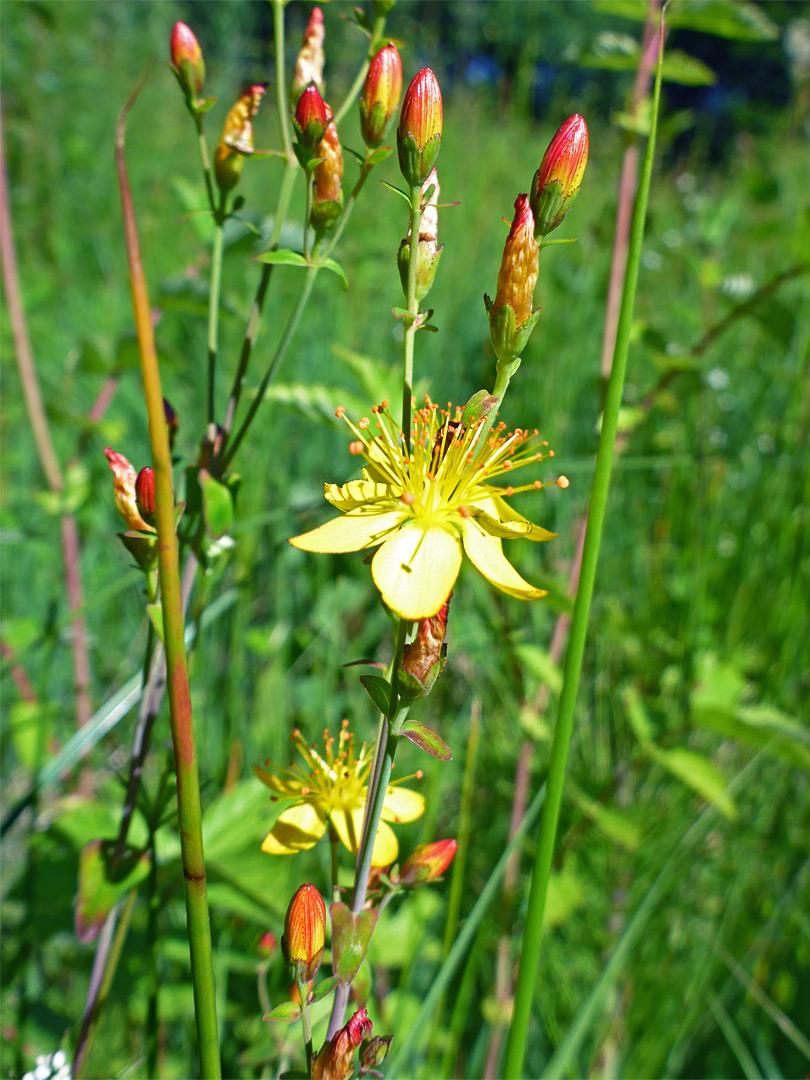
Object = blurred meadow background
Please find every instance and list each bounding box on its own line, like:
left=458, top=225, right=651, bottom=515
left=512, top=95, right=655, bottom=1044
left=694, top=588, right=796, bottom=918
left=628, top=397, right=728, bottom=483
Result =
left=2, top=1, right=809, bottom=1078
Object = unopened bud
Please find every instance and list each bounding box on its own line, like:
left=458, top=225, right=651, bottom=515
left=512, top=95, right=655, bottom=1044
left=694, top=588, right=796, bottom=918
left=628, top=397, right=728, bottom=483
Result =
left=313, top=1007, right=373, bottom=1080
left=135, top=467, right=156, bottom=522
left=163, top=397, right=179, bottom=449
left=215, top=84, right=268, bottom=195
left=530, top=114, right=588, bottom=236
left=398, top=839, right=458, bottom=887
left=399, top=594, right=450, bottom=699
left=283, top=883, right=325, bottom=983
left=312, top=106, right=343, bottom=234
left=397, top=167, right=443, bottom=301
left=291, top=7, right=325, bottom=104
left=360, top=44, right=402, bottom=148
left=294, top=82, right=330, bottom=153
left=485, top=194, right=541, bottom=366
left=372, top=0, right=396, bottom=15
left=104, top=448, right=154, bottom=533
left=397, top=68, right=442, bottom=187
left=359, top=1035, right=393, bottom=1076
left=258, top=931, right=277, bottom=958
left=461, top=390, right=499, bottom=426
left=170, top=21, right=205, bottom=100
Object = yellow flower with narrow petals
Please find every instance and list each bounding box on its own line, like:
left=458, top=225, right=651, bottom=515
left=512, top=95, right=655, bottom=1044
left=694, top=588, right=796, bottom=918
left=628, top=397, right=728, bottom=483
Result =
left=254, top=722, right=424, bottom=867
left=289, top=398, right=568, bottom=620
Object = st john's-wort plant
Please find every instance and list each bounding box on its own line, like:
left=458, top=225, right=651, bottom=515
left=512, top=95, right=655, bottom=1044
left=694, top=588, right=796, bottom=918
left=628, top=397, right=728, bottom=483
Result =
left=62, top=3, right=666, bottom=1077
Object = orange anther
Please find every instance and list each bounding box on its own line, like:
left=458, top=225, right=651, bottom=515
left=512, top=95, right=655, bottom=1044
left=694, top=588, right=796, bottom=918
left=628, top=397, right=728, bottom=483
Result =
left=349, top=440, right=364, bottom=455
left=557, top=475, right=570, bottom=489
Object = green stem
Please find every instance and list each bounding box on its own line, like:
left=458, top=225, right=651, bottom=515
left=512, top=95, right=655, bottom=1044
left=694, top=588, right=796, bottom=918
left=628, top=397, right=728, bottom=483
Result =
left=332, top=15, right=387, bottom=127
left=116, top=83, right=220, bottom=1079
left=272, top=0, right=294, bottom=163
left=222, top=263, right=319, bottom=469
left=221, top=160, right=298, bottom=443
left=207, top=202, right=225, bottom=445
left=501, top=21, right=665, bottom=1080
left=146, top=832, right=160, bottom=1079
left=402, top=186, right=423, bottom=447
left=297, top=981, right=313, bottom=1076
left=329, top=824, right=340, bottom=904
left=194, top=113, right=216, bottom=214
left=303, top=171, right=314, bottom=262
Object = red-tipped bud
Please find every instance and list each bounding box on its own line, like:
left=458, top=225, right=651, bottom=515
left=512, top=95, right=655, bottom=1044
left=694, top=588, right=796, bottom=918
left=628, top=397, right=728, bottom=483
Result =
left=530, top=114, right=589, bottom=236
left=485, top=194, right=541, bottom=368
left=292, top=7, right=325, bottom=104
left=295, top=82, right=330, bottom=152
left=258, top=930, right=277, bottom=958
left=399, top=592, right=450, bottom=699
left=313, top=1007, right=373, bottom=1080
left=163, top=397, right=178, bottom=449
left=215, top=84, right=268, bottom=194
left=359, top=1035, right=393, bottom=1076
left=135, top=467, right=156, bottom=522
left=398, top=839, right=458, bottom=887
left=397, top=68, right=443, bottom=187
left=104, top=449, right=154, bottom=534
left=360, top=44, right=402, bottom=148
left=312, top=106, right=343, bottom=233
left=397, top=167, right=443, bottom=302
left=283, top=884, right=325, bottom=983
left=170, top=21, right=205, bottom=100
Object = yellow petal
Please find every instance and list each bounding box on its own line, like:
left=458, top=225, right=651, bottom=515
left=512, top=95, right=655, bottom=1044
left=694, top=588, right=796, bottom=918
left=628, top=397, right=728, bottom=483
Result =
left=324, top=479, right=392, bottom=509
left=471, top=494, right=557, bottom=542
left=370, top=820, right=399, bottom=867
left=330, top=805, right=366, bottom=855
left=460, top=517, right=548, bottom=601
left=371, top=522, right=462, bottom=619
left=381, top=785, right=425, bottom=824
left=290, top=509, right=404, bottom=554
left=253, top=764, right=302, bottom=796
left=261, top=801, right=327, bottom=855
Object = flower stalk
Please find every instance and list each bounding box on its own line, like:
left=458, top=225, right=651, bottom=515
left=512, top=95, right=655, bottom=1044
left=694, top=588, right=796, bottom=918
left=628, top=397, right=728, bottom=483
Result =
left=502, top=19, right=665, bottom=1079
left=115, top=80, right=220, bottom=1078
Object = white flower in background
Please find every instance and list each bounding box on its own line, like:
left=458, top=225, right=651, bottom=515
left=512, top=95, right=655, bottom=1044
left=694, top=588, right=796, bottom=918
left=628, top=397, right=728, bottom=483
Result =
left=22, top=1049, right=71, bottom=1080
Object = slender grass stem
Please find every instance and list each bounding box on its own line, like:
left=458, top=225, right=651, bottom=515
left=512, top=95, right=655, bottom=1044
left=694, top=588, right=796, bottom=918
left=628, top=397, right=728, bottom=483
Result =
left=332, top=15, right=387, bottom=127
left=116, top=79, right=220, bottom=1078
left=501, top=22, right=665, bottom=1080
left=207, top=204, right=225, bottom=444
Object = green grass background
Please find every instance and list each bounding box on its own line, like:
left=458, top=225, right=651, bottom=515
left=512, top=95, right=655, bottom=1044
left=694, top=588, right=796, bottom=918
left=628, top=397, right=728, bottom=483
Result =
left=2, top=1, right=809, bottom=1078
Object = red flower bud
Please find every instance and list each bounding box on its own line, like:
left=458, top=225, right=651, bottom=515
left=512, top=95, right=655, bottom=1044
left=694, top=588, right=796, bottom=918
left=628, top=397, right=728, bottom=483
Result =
left=360, top=44, right=402, bottom=148
left=313, top=1007, right=373, bottom=1080
left=283, top=883, right=325, bottom=983
left=397, top=68, right=442, bottom=187
left=163, top=397, right=178, bottom=449
left=170, top=21, right=205, bottom=99
left=135, top=467, right=156, bottom=522
left=292, top=6, right=325, bottom=103
left=398, top=839, right=458, bottom=887
left=530, top=114, right=589, bottom=236
left=295, top=82, right=330, bottom=151
left=258, top=930, right=277, bottom=958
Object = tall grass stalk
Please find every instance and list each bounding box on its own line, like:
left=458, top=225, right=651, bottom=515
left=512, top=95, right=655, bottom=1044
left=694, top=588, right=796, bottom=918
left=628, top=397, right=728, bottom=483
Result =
left=501, top=18, right=666, bottom=1078
left=116, top=80, right=220, bottom=1078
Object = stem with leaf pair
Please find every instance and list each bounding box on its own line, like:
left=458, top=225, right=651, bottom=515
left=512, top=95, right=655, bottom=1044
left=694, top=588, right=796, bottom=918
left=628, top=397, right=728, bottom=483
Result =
left=501, top=19, right=665, bottom=1079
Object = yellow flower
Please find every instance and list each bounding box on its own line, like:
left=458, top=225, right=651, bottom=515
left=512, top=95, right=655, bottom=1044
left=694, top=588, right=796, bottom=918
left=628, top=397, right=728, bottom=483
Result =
left=254, top=722, right=424, bottom=867
left=289, top=399, right=568, bottom=620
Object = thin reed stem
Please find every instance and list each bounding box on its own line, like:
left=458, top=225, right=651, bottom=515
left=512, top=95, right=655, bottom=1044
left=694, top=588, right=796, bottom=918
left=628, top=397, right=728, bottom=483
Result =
left=207, top=204, right=225, bottom=444
left=116, top=78, right=220, bottom=1078
left=501, top=19, right=666, bottom=1079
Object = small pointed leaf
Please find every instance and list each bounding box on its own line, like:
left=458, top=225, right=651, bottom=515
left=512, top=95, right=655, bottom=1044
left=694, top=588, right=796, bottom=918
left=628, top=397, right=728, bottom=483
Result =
left=264, top=1001, right=302, bottom=1024
left=360, top=674, right=392, bottom=715
left=399, top=720, right=452, bottom=761
left=330, top=902, right=378, bottom=984
left=308, top=975, right=340, bottom=1004
left=256, top=249, right=309, bottom=267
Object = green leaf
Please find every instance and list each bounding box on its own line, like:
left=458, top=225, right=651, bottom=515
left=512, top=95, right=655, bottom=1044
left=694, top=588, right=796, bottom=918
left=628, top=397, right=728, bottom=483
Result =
left=592, top=0, right=778, bottom=40
left=577, top=33, right=717, bottom=85
left=368, top=146, right=392, bottom=166
left=647, top=744, right=738, bottom=821
left=146, top=602, right=164, bottom=644
left=321, top=257, right=349, bottom=290
left=308, top=975, right=340, bottom=1004
left=399, top=720, right=452, bottom=761
left=199, top=468, right=234, bottom=539
left=514, top=644, right=563, bottom=694
left=263, top=1001, right=302, bottom=1024
left=255, top=249, right=308, bottom=267
left=622, top=683, right=656, bottom=743
left=330, top=902, right=378, bottom=984
left=75, top=840, right=150, bottom=943
left=360, top=674, right=392, bottom=715
left=391, top=306, right=416, bottom=326
left=380, top=179, right=413, bottom=205
left=570, top=785, right=641, bottom=850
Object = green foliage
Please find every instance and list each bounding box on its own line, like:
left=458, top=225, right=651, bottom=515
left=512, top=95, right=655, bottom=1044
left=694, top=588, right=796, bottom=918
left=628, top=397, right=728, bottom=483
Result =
left=2, top=1, right=809, bottom=1079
